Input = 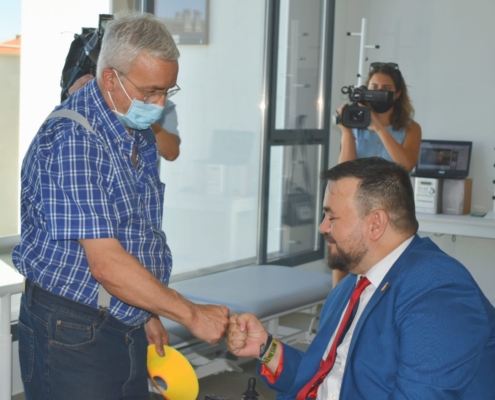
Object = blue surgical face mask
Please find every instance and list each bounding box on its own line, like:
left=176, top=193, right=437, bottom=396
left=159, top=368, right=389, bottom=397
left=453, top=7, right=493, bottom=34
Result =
left=108, top=71, right=164, bottom=130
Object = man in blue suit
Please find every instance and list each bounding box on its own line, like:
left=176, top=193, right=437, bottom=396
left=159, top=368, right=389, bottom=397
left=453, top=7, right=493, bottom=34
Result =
left=227, top=157, right=495, bottom=399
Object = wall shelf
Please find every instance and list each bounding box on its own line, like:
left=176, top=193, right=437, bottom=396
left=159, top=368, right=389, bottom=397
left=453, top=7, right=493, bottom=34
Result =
left=417, top=212, right=495, bottom=240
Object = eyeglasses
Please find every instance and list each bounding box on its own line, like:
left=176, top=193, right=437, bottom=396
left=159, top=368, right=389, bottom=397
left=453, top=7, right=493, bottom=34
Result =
left=369, top=62, right=400, bottom=71
left=115, top=70, right=180, bottom=104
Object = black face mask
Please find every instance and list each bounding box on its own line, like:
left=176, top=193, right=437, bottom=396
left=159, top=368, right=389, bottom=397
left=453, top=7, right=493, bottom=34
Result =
left=369, top=99, right=395, bottom=113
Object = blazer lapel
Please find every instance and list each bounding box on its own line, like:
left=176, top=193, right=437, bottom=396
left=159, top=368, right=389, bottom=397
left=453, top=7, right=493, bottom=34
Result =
left=297, top=276, right=358, bottom=373
left=346, top=235, right=422, bottom=355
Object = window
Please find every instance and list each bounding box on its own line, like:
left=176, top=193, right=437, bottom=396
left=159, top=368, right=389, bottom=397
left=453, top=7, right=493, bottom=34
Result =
left=157, top=1, right=266, bottom=277
left=4, top=0, right=334, bottom=279
left=261, top=0, right=334, bottom=266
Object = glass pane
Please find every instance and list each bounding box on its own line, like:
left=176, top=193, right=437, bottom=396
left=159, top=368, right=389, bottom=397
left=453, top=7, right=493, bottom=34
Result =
left=159, top=0, right=266, bottom=276
left=0, top=0, right=21, bottom=237
left=275, top=0, right=326, bottom=130
left=111, top=0, right=140, bottom=13
left=267, top=144, right=323, bottom=261
left=154, top=0, right=209, bottom=44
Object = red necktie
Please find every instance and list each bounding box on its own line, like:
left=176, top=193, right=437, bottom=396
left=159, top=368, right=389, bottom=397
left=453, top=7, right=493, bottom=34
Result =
left=297, top=276, right=371, bottom=400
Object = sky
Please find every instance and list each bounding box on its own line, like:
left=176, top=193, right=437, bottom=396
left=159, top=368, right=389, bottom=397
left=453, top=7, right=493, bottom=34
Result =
left=0, top=0, right=21, bottom=43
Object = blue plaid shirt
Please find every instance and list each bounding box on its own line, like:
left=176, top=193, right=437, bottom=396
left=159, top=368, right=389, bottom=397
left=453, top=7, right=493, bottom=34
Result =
left=12, top=79, right=172, bottom=325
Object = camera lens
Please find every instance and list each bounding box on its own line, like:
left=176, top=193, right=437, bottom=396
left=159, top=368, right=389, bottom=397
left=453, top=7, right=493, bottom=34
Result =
left=350, top=110, right=364, bottom=122
left=351, top=92, right=361, bottom=102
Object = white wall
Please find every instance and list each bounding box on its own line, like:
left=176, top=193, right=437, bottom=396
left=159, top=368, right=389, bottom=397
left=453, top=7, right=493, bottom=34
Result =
left=0, top=54, right=20, bottom=236
left=160, top=0, right=266, bottom=275
left=19, top=0, right=111, bottom=164
left=329, top=0, right=495, bottom=214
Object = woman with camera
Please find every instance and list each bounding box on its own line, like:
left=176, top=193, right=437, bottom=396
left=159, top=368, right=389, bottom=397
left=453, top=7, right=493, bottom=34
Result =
left=333, top=62, right=422, bottom=287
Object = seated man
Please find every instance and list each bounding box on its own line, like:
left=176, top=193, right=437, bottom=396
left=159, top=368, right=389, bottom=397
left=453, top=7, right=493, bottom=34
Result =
left=227, top=157, right=495, bottom=399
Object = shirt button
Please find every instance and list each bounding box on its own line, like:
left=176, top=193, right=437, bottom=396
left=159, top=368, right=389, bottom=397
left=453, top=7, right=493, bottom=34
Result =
left=125, top=135, right=132, bottom=140
left=330, top=395, right=336, bottom=400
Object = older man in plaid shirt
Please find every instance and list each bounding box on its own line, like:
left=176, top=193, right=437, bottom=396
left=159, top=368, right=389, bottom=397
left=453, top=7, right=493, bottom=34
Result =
left=12, top=12, right=229, bottom=400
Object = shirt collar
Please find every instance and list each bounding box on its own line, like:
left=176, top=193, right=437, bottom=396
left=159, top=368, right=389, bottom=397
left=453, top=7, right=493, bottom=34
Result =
left=361, top=235, right=414, bottom=289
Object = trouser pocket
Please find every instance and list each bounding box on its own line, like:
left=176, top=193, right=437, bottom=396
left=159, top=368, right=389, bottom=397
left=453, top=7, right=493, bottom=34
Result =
left=49, top=311, right=97, bottom=348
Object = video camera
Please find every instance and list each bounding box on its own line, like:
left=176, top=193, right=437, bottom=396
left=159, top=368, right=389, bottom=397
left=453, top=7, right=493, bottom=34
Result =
left=334, top=85, right=394, bottom=129
left=60, top=14, right=114, bottom=102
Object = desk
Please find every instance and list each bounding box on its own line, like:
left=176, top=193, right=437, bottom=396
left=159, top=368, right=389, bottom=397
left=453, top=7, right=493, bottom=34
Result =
left=0, top=260, right=23, bottom=400
left=416, top=212, right=495, bottom=240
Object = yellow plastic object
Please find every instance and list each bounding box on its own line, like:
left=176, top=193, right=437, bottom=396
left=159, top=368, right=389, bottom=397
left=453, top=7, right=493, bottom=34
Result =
left=147, top=344, right=199, bottom=400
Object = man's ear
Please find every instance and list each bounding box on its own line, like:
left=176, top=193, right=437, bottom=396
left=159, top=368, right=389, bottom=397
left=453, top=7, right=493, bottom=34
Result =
left=367, top=209, right=389, bottom=241
left=100, top=68, right=117, bottom=92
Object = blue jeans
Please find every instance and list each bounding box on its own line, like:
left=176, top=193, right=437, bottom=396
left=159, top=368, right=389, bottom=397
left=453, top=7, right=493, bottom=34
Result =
left=18, top=279, right=150, bottom=400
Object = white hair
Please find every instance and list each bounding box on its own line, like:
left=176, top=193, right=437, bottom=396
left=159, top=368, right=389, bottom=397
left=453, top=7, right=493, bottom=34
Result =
left=96, top=11, right=179, bottom=78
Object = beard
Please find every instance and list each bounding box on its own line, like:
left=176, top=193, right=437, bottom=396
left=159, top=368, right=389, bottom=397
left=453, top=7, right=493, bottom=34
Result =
left=325, top=232, right=368, bottom=273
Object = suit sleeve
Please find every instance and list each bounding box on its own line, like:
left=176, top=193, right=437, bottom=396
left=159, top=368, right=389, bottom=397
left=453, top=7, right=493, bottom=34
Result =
left=389, top=255, right=493, bottom=399
left=257, top=343, right=305, bottom=394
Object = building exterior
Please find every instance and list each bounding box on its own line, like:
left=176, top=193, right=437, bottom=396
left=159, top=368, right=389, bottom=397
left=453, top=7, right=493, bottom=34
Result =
left=0, top=35, right=21, bottom=236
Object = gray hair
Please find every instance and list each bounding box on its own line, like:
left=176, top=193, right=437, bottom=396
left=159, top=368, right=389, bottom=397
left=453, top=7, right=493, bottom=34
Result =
left=96, top=11, right=179, bottom=78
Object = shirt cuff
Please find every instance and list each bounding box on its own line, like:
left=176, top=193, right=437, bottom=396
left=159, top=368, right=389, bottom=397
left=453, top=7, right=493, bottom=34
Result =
left=260, top=342, right=284, bottom=384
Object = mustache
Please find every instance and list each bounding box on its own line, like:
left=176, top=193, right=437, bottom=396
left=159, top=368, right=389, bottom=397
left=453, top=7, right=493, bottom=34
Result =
left=324, top=233, right=336, bottom=244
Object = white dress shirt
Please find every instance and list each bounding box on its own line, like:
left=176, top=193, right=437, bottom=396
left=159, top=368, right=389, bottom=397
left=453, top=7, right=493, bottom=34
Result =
left=317, top=236, right=414, bottom=400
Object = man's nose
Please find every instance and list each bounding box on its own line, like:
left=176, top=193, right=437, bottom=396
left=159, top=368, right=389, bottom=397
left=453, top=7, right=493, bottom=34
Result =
left=318, top=218, right=328, bottom=234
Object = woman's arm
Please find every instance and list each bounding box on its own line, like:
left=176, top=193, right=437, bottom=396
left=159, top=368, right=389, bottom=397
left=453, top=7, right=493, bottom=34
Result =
left=338, top=126, right=358, bottom=163
left=152, top=100, right=180, bottom=161
left=337, top=104, right=358, bottom=163
left=151, top=123, right=180, bottom=161
left=372, top=119, right=422, bottom=171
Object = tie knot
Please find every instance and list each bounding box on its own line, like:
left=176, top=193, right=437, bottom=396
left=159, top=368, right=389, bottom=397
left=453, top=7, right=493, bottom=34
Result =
left=355, top=276, right=371, bottom=294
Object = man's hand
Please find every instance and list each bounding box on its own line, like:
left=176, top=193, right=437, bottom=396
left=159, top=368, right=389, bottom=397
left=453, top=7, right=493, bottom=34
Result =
left=68, top=74, right=94, bottom=95
left=187, top=303, right=230, bottom=344
left=145, top=314, right=169, bottom=356
left=227, top=313, right=267, bottom=358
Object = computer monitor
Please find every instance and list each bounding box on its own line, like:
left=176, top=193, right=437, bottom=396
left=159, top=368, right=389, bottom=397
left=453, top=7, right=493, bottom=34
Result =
left=414, top=139, right=473, bottom=179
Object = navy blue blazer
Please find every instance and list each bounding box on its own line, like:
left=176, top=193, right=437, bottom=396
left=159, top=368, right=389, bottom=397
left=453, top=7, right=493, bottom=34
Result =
left=260, top=235, right=495, bottom=399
